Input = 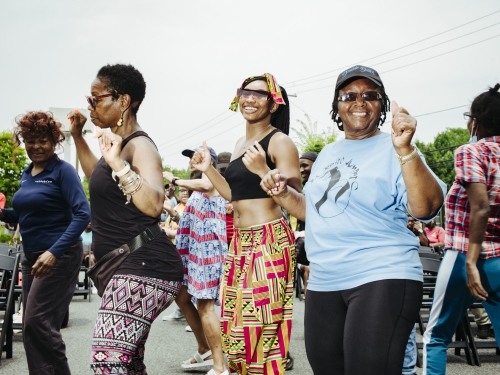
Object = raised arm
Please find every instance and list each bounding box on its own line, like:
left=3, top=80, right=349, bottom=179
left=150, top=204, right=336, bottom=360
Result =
left=98, top=129, right=165, bottom=218
left=189, top=142, right=232, bottom=200
left=163, top=169, right=222, bottom=197
left=391, top=101, right=444, bottom=219
left=251, top=134, right=306, bottom=220
left=68, top=110, right=99, bottom=179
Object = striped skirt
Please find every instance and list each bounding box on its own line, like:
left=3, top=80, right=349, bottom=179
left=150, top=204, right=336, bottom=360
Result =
left=221, top=219, right=296, bottom=375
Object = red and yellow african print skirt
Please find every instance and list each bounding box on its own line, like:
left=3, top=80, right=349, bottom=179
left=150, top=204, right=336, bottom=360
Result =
left=221, top=218, right=296, bottom=375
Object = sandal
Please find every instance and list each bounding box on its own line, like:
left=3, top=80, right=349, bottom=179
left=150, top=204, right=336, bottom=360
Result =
left=181, top=350, right=214, bottom=369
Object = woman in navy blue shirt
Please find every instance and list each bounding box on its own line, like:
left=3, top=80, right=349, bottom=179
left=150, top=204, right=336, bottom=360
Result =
left=0, top=111, right=90, bottom=375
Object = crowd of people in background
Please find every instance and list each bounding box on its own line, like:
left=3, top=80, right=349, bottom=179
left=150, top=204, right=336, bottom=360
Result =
left=0, top=62, right=499, bottom=375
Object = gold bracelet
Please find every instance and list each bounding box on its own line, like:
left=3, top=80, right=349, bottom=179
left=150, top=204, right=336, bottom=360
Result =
left=395, top=145, right=418, bottom=165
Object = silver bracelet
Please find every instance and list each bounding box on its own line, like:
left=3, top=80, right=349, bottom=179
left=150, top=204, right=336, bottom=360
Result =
left=112, top=160, right=131, bottom=181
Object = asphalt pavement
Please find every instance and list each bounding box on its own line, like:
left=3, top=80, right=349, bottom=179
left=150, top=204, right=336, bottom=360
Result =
left=1, top=292, right=500, bottom=374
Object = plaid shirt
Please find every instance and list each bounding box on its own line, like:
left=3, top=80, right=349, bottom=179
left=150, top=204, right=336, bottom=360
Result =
left=445, top=136, right=500, bottom=259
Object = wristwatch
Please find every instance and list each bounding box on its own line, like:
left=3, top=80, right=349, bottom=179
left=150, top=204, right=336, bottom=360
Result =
left=171, top=177, right=179, bottom=186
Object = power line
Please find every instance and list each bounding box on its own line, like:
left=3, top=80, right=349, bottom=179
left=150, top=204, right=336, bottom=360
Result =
left=156, top=110, right=233, bottom=149
left=160, top=121, right=244, bottom=160
left=157, top=111, right=236, bottom=152
left=288, top=22, right=500, bottom=89
left=296, top=33, right=500, bottom=94
left=421, top=145, right=463, bottom=154
left=385, top=105, right=468, bottom=125
left=284, top=10, right=500, bottom=86
left=428, top=159, right=455, bottom=168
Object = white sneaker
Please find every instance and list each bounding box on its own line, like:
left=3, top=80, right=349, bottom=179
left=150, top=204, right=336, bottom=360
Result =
left=185, top=325, right=193, bottom=332
left=92, top=286, right=98, bottom=294
left=162, top=307, right=185, bottom=321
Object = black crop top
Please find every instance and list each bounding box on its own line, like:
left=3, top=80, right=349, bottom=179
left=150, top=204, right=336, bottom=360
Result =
left=225, top=129, right=281, bottom=201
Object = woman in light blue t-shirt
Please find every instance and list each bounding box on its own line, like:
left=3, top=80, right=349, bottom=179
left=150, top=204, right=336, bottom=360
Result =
left=259, top=65, right=446, bottom=375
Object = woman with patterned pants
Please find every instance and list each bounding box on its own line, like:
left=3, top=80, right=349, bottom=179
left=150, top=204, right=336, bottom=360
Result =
left=69, top=63, right=184, bottom=374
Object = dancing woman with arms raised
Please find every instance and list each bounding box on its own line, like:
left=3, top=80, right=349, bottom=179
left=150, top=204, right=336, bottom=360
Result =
left=191, top=73, right=301, bottom=375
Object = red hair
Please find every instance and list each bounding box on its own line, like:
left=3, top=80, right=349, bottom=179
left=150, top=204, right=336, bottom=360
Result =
left=14, top=111, right=65, bottom=146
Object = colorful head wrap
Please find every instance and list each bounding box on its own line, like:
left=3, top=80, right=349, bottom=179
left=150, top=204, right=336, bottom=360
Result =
left=229, top=73, right=286, bottom=112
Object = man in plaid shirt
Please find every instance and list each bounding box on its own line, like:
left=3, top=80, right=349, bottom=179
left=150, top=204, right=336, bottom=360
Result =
left=423, top=84, right=500, bottom=375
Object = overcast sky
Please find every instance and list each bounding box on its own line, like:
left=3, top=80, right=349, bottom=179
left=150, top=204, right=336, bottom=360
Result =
left=1, top=1, right=499, bottom=170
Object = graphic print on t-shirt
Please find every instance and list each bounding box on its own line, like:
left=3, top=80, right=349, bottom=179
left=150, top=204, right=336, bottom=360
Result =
left=309, top=157, right=358, bottom=218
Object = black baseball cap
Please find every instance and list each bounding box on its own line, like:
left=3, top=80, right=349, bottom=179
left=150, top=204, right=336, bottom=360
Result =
left=182, top=146, right=218, bottom=164
left=335, top=65, right=384, bottom=90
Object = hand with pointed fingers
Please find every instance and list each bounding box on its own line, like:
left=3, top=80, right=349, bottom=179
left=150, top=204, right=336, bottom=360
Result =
left=242, top=141, right=269, bottom=178
left=391, top=101, right=417, bottom=155
left=260, top=169, right=288, bottom=197
left=94, top=126, right=123, bottom=169
left=191, top=141, right=212, bottom=173
left=67, top=109, right=88, bottom=138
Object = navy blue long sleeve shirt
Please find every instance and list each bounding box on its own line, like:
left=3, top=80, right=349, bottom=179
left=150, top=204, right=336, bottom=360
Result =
left=1, top=154, right=90, bottom=258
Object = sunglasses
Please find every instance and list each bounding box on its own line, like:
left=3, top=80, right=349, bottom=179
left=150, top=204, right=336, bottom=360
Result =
left=86, top=93, right=114, bottom=110
left=338, top=91, right=382, bottom=102
left=463, top=112, right=474, bottom=120
left=236, top=88, right=271, bottom=100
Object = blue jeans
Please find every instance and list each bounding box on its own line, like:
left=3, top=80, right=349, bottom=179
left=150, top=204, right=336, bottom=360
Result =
left=403, top=325, right=417, bottom=375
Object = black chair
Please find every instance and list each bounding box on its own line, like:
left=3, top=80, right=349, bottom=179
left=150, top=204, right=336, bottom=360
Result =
left=416, top=256, right=481, bottom=367
left=0, top=253, right=21, bottom=364
left=418, top=246, right=441, bottom=260
left=0, top=244, right=13, bottom=256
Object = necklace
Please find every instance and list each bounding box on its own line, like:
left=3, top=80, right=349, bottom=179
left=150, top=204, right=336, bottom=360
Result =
left=242, top=125, right=272, bottom=151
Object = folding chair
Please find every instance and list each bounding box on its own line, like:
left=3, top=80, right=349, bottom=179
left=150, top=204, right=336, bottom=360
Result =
left=416, top=256, right=480, bottom=367
left=0, top=253, right=21, bottom=364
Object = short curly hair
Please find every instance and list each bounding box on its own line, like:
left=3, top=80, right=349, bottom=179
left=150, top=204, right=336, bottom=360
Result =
left=97, top=64, right=146, bottom=114
left=14, top=111, right=65, bottom=147
left=470, top=83, right=500, bottom=135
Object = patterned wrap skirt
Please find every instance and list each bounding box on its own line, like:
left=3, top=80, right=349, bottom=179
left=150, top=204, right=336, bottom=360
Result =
left=221, top=218, right=296, bottom=375
left=175, top=191, right=228, bottom=301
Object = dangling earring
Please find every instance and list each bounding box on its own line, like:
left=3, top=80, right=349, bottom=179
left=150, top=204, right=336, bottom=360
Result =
left=117, top=110, right=124, bottom=126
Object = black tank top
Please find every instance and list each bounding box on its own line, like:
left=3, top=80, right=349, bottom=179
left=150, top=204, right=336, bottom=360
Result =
left=225, top=129, right=280, bottom=201
left=89, top=131, right=183, bottom=281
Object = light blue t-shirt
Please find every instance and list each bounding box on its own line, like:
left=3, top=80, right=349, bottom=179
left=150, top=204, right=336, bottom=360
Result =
left=305, top=132, right=447, bottom=291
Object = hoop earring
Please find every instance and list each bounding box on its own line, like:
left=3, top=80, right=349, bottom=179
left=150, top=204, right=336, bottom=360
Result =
left=117, top=110, right=125, bottom=126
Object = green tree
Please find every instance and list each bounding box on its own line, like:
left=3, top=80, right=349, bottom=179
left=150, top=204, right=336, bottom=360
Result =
left=0, top=131, right=28, bottom=207
left=293, top=114, right=336, bottom=153
left=163, top=165, right=191, bottom=180
left=82, top=176, right=90, bottom=203
left=416, top=127, right=469, bottom=190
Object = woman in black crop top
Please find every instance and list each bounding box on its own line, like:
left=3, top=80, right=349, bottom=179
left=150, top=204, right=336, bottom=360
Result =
left=191, top=73, right=302, bottom=375
left=68, top=64, right=183, bottom=375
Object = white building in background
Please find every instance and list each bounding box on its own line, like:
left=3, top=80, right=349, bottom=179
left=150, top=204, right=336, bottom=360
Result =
left=49, top=107, right=93, bottom=173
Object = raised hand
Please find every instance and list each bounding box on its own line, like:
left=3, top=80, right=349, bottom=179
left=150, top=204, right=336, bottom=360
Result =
left=391, top=101, right=417, bottom=155
left=242, top=142, right=269, bottom=178
left=94, top=126, right=123, bottom=170
left=260, top=169, right=288, bottom=197
left=162, top=171, right=174, bottom=183
left=67, top=109, right=87, bottom=138
left=190, top=141, right=212, bottom=172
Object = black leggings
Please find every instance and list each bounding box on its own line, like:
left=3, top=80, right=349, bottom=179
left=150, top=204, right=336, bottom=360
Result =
left=305, top=279, right=422, bottom=375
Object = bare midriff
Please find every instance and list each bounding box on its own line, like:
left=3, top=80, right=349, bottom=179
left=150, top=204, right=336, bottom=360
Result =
left=232, top=198, right=283, bottom=229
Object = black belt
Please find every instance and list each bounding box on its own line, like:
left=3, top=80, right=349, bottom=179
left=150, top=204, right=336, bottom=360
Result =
left=128, top=223, right=162, bottom=253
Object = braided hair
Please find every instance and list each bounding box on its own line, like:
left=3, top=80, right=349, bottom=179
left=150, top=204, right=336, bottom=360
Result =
left=242, top=77, right=290, bottom=135
left=97, top=64, right=146, bottom=115
left=330, top=80, right=390, bottom=131
left=470, top=83, right=500, bottom=135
